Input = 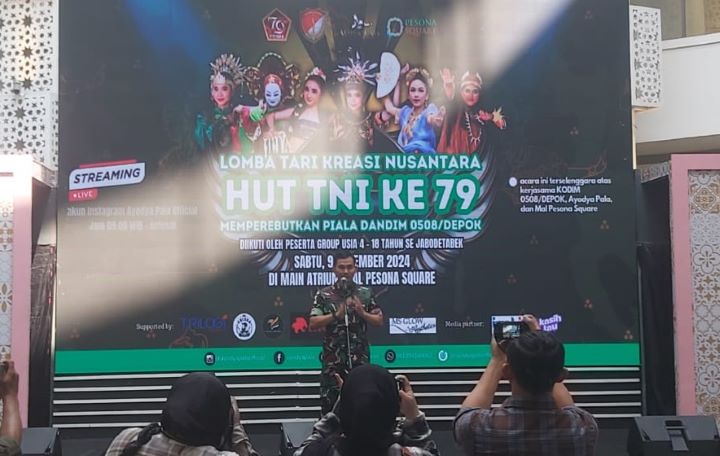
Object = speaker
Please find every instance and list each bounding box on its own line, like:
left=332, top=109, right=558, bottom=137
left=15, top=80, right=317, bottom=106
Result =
left=20, top=427, right=62, bottom=456
left=279, top=421, right=314, bottom=456
left=627, top=416, right=720, bottom=455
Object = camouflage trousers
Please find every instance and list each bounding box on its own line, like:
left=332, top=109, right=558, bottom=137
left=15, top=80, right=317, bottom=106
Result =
left=319, top=355, right=369, bottom=415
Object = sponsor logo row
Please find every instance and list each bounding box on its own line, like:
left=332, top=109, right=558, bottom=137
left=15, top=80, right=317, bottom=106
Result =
left=262, top=8, right=436, bottom=43
left=138, top=313, right=563, bottom=340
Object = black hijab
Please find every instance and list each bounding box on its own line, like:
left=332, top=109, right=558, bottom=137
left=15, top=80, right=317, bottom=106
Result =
left=337, top=364, right=400, bottom=455
left=160, top=372, right=232, bottom=448
left=120, top=372, right=232, bottom=455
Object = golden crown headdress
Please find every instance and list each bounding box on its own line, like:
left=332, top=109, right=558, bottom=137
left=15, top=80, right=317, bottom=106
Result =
left=337, top=52, right=377, bottom=86
left=209, top=53, right=245, bottom=88
left=405, top=67, right=433, bottom=88
left=460, top=71, right=483, bottom=90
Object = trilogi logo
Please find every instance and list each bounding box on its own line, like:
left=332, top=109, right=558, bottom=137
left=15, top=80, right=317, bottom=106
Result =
left=233, top=313, right=256, bottom=341
left=263, top=314, right=284, bottom=338
left=389, top=317, right=437, bottom=334
left=180, top=315, right=228, bottom=331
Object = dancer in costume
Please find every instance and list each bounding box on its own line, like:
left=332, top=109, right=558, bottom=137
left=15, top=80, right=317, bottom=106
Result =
left=194, top=54, right=262, bottom=155
left=267, top=67, right=328, bottom=153
left=331, top=53, right=391, bottom=152
left=245, top=53, right=300, bottom=154
left=437, top=69, right=506, bottom=154
left=383, top=66, right=445, bottom=154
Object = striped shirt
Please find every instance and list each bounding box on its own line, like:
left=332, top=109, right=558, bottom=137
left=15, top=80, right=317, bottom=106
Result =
left=453, top=394, right=598, bottom=455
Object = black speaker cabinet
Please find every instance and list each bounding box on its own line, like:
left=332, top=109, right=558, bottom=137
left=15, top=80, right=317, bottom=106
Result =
left=627, top=416, right=720, bottom=455
left=20, top=427, right=62, bottom=456
left=280, top=421, right=315, bottom=456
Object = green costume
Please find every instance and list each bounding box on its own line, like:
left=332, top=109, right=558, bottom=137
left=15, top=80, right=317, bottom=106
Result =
left=310, top=283, right=381, bottom=414
left=194, top=105, right=264, bottom=155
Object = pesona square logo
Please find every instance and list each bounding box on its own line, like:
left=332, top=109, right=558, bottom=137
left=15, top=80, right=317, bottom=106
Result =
left=68, top=159, right=145, bottom=202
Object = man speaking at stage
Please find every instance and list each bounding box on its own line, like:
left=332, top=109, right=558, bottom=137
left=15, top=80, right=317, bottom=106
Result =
left=309, top=251, right=384, bottom=414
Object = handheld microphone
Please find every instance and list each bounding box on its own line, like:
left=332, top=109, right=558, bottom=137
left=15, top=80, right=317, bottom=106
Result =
left=337, top=277, right=356, bottom=317
left=337, top=277, right=356, bottom=298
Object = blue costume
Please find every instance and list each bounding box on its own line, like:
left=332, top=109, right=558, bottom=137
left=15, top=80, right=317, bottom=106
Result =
left=397, top=104, right=439, bottom=154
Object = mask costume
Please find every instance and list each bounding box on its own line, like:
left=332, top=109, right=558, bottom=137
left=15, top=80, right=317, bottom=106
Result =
left=245, top=53, right=300, bottom=154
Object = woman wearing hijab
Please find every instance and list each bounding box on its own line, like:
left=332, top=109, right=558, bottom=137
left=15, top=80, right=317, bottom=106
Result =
left=105, top=372, right=258, bottom=456
left=295, top=364, right=439, bottom=456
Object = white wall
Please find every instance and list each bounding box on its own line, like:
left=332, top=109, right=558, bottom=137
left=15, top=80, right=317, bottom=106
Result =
left=636, top=33, right=720, bottom=151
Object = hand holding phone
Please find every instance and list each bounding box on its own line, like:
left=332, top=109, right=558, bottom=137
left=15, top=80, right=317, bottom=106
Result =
left=492, top=321, right=530, bottom=344
left=395, top=375, right=420, bottom=420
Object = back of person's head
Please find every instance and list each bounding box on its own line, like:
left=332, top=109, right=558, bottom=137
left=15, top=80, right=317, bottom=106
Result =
left=161, top=372, right=232, bottom=447
left=338, top=364, right=400, bottom=454
left=506, top=331, right=565, bottom=395
left=119, top=372, right=232, bottom=456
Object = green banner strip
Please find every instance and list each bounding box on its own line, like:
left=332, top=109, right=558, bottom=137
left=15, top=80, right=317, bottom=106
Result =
left=55, top=343, right=639, bottom=374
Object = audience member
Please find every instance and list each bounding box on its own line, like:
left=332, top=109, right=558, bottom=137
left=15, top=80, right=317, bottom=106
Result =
left=0, top=358, right=21, bottom=456
left=454, top=315, right=598, bottom=455
left=295, top=364, right=438, bottom=456
left=106, top=372, right=258, bottom=456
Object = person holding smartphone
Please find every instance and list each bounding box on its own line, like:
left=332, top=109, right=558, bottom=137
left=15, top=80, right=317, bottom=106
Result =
left=453, top=315, right=598, bottom=455
left=0, top=357, right=22, bottom=456
left=105, top=372, right=258, bottom=456
left=295, top=364, right=438, bottom=456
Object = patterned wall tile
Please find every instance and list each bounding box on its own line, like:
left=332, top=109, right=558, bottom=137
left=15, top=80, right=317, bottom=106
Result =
left=689, top=171, right=720, bottom=423
left=0, top=177, right=12, bottom=352
left=630, top=6, right=662, bottom=108
left=0, top=0, right=58, bottom=170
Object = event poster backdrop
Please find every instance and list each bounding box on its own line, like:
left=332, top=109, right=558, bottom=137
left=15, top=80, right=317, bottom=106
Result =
left=57, top=0, right=638, bottom=373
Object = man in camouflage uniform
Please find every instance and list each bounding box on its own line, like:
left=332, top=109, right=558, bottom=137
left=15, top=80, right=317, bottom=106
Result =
left=309, top=251, right=384, bottom=414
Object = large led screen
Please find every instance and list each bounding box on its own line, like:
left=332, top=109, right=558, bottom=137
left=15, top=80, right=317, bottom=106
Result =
left=57, top=0, right=638, bottom=373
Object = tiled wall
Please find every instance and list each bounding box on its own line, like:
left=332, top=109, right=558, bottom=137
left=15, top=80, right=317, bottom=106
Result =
left=689, top=170, right=720, bottom=420
left=0, top=182, right=12, bottom=358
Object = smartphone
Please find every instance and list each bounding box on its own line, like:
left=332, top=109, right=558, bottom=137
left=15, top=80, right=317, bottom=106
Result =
left=395, top=375, right=404, bottom=393
left=491, top=315, right=529, bottom=344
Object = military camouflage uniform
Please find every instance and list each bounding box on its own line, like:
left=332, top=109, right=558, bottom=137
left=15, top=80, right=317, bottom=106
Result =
left=310, top=283, right=381, bottom=414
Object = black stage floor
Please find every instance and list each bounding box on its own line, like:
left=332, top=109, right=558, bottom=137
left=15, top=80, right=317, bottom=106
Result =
left=60, top=421, right=631, bottom=455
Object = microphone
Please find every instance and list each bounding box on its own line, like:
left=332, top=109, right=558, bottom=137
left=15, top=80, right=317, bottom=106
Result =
left=337, top=277, right=356, bottom=317
left=337, top=277, right=356, bottom=298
